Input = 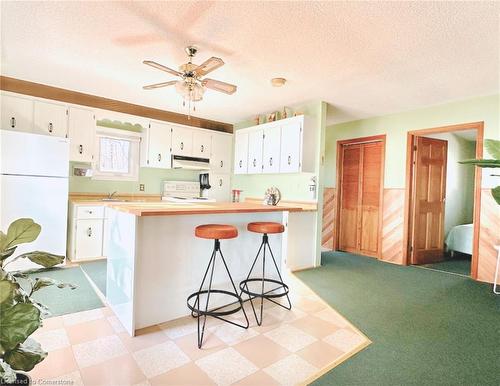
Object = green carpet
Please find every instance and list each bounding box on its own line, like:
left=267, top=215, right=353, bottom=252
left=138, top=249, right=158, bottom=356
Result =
left=22, top=267, right=104, bottom=317
left=296, top=252, right=500, bottom=386
left=422, top=257, right=471, bottom=276
left=80, top=260, right=107, bottom=295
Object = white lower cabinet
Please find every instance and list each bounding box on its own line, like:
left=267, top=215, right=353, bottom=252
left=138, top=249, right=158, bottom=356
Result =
left=68, top=204, right=106, bottom=261
left=75, top=219, right=103, bottom=260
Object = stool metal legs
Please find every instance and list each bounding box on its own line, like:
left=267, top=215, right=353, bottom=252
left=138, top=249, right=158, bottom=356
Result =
left=187, top=240, right=249, bottom=348
left=240, top=234, right=291, bottom=326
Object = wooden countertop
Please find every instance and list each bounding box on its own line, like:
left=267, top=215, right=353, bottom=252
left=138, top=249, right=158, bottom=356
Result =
left=106, top=201, right=303, bottom=217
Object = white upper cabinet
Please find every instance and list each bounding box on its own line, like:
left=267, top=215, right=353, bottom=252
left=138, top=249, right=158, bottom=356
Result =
left=232, top=116, right=312, bottom=175
left=210, top=133, right=232, bottom=173
left=141, top=121, right=172, bottom=169
left=33, top=100, right=68, bottom=137
left=279, top=119, right=302, bottom=173
left=171, top=125, right=193, bottom=156
left=247, top=129, right=264, bottom=174
left=68, top=107, right=95, bottom=162
left=234, top=131, right=249, bottom=174
left=192, top=130, right=212, bottom=158
left=262, top=125, right=281, bottom=174
left=1, top=93, right=33, bottom=132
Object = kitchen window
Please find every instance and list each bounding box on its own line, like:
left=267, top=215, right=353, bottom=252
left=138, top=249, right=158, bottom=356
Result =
left=92, top=127, right=140, bottom=181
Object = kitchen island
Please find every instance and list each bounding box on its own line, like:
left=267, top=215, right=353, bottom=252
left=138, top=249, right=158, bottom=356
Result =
left=105, top=201, right=318, bottom=336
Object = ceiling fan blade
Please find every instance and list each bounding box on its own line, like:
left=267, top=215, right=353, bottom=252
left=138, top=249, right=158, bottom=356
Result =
left=143, top=80, right=177, bottom=90
left=194, top=57, right=224, bottom=77
left=202, top=78, right=237, bottom=95
left=143, top=60, right=182, bottom=77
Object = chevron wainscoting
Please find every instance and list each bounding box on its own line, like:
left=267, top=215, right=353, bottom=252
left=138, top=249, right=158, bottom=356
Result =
left=477, top=189, right=500, bottom=283
left=381, top=189, right=406, bottom=264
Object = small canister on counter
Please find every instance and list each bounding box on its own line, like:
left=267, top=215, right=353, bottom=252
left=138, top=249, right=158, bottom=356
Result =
left=231, top=189, right=242, bottom=203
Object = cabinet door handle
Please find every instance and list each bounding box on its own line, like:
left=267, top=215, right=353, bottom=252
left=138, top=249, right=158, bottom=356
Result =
left=10, top=117, right=15, bottom=128
left=158, top=153, right=161, bottom=162
left=86, top=210, right=93, bottom=214
left=253, top=158, right=256, bottom=167
left=200, top=144, right=204, bottom=153
left=180, top=142, right=184, bottom=150
left=87, top=227, right=92, bottom=237
left=269, top=157, right=273, bottom=166
left=288, top=155, right=291, bottom=165
left=48, top=122, right=53, bottom=133
left=79, top=144, right=83, bottom=154
left=220, top=160, right=223, bottom=168
left=239, top=160, right=242, bottom=168
left=219, top=178, right=223, bottom=187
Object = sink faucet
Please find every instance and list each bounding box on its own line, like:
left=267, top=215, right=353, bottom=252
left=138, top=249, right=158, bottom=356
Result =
left=107, top=191, right=118, bottom=200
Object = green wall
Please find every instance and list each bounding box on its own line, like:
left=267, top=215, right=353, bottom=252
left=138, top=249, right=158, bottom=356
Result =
left=231, top=101, right=327, bottom=201
left=324, top=94, right=499, bottom=188
left=69, top=163, right=198, bottom=194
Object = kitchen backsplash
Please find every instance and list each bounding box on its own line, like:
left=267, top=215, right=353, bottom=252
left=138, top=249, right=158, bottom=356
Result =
left=69, top=162, right=199, bottom=194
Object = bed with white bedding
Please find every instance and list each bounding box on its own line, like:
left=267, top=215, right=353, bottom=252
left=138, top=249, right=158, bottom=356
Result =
left=445, top=224, right=473, bottom=255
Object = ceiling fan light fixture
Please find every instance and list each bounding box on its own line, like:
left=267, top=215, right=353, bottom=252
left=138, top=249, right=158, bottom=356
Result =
left=271, top=77, right=287, bottom=87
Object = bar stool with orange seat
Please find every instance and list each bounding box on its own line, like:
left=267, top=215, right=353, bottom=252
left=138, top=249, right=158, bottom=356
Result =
left=239, top=222, right=291, bottom=326
left=187, top=224, right=249, bottom=348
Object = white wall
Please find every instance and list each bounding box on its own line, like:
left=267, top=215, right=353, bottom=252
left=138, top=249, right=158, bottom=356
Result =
left=424, top=132, right=476, bottom=236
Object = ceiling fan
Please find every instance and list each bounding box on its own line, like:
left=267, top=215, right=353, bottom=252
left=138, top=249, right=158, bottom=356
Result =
left=142, top=46, right=237, bottom=115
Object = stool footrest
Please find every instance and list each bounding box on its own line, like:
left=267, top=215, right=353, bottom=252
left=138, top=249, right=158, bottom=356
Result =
left=239, top=278, right=290, bottom=299
left=187, top=290, right=243, bottom=317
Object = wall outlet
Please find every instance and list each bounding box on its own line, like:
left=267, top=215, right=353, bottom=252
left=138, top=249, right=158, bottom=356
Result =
left=139, top=184, right=145, bottom=192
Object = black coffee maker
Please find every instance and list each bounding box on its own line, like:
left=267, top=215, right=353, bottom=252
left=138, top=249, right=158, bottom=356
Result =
left=199, top=173, right=211, bottom=198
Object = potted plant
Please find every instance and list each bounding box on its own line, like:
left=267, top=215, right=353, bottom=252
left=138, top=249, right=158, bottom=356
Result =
left=460, top=139, right=500, bottom=204
left=0, top=218, right=75, bottom=385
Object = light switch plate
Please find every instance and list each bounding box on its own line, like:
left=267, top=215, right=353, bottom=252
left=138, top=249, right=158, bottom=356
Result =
left=139, top=184, right=145, bottom=191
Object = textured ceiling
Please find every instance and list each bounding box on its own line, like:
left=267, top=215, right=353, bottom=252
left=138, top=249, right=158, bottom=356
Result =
left=1, top=1, right=499, bottom=125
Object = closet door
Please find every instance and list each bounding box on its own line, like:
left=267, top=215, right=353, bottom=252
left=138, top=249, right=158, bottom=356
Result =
left=339, top=145, right=362, bottom=253
left=359, top=142, right=383, bottom=256
left=338, top=140, right=384, bottom=257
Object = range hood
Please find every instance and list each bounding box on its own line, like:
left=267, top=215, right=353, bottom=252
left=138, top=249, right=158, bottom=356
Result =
left=172, top=155, right=210, bottom=170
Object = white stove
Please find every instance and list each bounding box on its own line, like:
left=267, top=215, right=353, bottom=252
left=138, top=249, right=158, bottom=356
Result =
left=161, top=181, right=216, bottom=203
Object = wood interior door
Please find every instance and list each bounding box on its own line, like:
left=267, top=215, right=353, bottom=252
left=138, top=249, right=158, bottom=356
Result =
left=338, top=141, right=384, bottom=257
left=411, top=137, right=448, bottom=264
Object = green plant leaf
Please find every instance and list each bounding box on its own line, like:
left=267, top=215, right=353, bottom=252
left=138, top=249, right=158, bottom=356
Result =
left=31, top=277, right=76, bottom=293
left=15, top=251, right=64, bottom=268
left=485, top=139, right=500, bottom=159
left=4, top=338, right=47, bottom=372
left=0, top=303, right=41, bottom=352
left=492, top=186, right=500, bottom=205
left=0, top=360, right=17, bottom=384
left=0, top=232, right=7, bottom=251
left=0, top=247, right=17, bottom=262
left=459, top=159, right=500, bottom=168
left=4, top=219, right=41, bottom=250
left=0, top=279, right=18, bottom=305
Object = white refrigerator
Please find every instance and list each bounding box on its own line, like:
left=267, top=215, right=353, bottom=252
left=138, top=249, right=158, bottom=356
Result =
left=0, top=130, right=69, bottom=271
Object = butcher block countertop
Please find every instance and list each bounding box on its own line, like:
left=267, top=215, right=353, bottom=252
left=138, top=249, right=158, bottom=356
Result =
left=106, top=201, right=303, bottom=217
